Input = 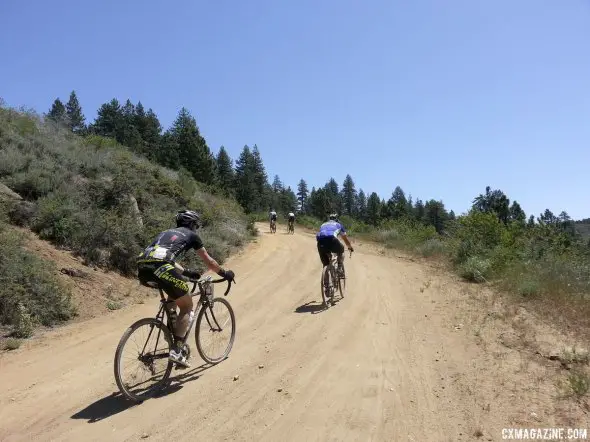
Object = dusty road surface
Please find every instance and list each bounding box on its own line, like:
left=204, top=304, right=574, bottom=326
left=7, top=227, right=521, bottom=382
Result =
left=0, top=223, right=526, bottom=441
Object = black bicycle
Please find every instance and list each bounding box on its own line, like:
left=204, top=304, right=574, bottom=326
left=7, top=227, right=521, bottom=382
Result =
left=113, top=275, right=236, bottom=403
left=287, top=221, right=294, bottom=234
left=270, top=219, right=277, bottom=233
left=321, top=250, right=352, bottom=307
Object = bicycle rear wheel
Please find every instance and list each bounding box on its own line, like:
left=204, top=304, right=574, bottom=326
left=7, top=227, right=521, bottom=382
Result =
left=195, top=297, right=236, bottom=364
left=114, top=318, right=173, bottom=403
left=321, top=265, right=333, bottom=307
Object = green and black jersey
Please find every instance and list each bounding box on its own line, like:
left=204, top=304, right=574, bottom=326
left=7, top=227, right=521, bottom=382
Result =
left=137, top=227, right=204, bottom=264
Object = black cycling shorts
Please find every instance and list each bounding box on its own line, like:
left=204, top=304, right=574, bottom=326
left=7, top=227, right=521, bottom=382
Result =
left=316, top=236, right=344, bottom=267
left=137, top=262, right=189, bottom=300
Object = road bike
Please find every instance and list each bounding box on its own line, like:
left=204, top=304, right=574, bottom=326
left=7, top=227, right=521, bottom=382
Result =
left=113, top=275, right=236, bottom=403
left=321, top=250, right=352, bottom=307
left=270, top=219, right=277, bottom=234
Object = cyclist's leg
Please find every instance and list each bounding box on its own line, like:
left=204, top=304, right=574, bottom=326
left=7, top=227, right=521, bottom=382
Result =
left=328, top=237, right=345, bottom=273
left=155, top=264, right=192, bottom=343
left=317, top=239, right=331, bottom=267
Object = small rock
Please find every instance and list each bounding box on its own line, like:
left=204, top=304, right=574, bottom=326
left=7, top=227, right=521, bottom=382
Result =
left=258, top=364, right=264, bottom=369
left=389, top=388, right=394, bottom=392
left=454, top=324, right=463, bottom=330
left=233, top=375, right=239, bottom=381
left=141, top=434, right=149, bottom=439
left=277, top=388, right=283, bottom=392
left=10, top=397, right=16, bottom=402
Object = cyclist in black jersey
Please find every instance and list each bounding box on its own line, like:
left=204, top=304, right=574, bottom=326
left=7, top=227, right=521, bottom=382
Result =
left=137, top=210, right=235, bottom=368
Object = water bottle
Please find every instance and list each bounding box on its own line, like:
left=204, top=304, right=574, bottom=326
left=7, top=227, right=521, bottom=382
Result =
left=188, top=310, right=195, bottom=325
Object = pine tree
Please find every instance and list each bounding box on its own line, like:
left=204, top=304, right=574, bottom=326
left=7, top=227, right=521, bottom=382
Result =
left=168, top=107, right=216, bottom=185
left=309, top=187, right=331, bottom=219
left=65, top=90, right=86, bottom=133
left=356, top=189, right=367, bottom=221
left=93, top=98, right=124, bottom=139
left=414, top=199, right=425, bottom=223
left=215, top=146, right=234, bottom=195
left=142, top=108, right=163, bottom=160
left=341, top=174, right=357, bottom=216
left=120, top=99, right=141, bottom=149
left=47, top=98, right=66, bottom=124
left=234, top=145, right=257, bottom=213
left=424, top=200, right=449, bottom=233
left=272, top=175, right=283, bottom=193
left=324, top=178, right=342, bottom=214
left=386, top=186, right=408, bottom=220
left=251, top=145, right=268, bottom=211
left=367, top=192, right=381, bottom=226
left=509, top=201, right=526, bottom=225
left=296, top=179, right=309, bottom=213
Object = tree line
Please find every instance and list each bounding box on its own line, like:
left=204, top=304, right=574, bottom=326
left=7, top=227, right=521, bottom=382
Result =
left=46, top=91, right=583, bottom=235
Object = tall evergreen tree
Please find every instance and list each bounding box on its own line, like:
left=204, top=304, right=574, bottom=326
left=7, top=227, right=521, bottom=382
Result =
left=424, top=199, right=449, bottom=233
left=251, top=145, right=268, bottom=211
left=309, top=187, right=331, bottom=219
left=215, top=146, right=234, bottom=195
left=142, top=108, right=163, bottom=159
left=47, top=98, right=66, bottom=124
left=93, top=98, right=124, bottom=139
left=296, top=179, right=309, bottom=213
left=341, top=174, right=357, bottom=216
left=234, top=145, right=257, bottom=213
left=168, top=107, right=216, bottom=185
left=386, top=186, right=408, bottom=220
left=414, top=199, right=425, bottom=223
left=120, top=99, right=141, bottom=149
left=509, top=201, right=526, bottom=225
left=65, top=90, right=85, bottom=133
left=356, top=189, right=367, bottom=221
left=367, top=192, right=381, bottom=226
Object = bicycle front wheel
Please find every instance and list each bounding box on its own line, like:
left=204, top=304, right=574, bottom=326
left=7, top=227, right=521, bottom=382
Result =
left=114, top=318, right=173, bottom=403
left=195, top=297, right=236, bottom=364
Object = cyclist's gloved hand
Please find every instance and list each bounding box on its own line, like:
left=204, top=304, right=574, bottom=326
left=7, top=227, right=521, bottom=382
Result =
left=217, top=268, right=235, bottom=282
left=183, top=268, right=200, bottom=280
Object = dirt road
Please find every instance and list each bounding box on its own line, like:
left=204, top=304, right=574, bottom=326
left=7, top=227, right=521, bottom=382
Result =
left=0, top=224, right=531, bottom=441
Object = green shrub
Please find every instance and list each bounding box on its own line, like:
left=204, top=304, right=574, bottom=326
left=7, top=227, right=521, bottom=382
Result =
left=458, top=256, right=492, bottom=283
left=3, top=338, right=22, bottom=350
left=0, top=225, right=75, bottom=332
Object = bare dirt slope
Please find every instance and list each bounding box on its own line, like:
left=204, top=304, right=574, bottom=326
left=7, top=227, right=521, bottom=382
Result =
left=0, top=223, right=587, bottom=441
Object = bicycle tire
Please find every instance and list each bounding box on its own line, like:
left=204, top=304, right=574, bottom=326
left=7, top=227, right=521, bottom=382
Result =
left=195, top=297, right=236, bottom=364
left=114, top=318, right=173, bottom=403
left=321, top=265, right=332, bottom=307
left=338, top=262, right=346, bottom=298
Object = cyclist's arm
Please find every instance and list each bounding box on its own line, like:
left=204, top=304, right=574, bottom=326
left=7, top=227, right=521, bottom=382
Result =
left=196, top=247, right=223, bottom=274
left=340, top=232, right=353, bottom=249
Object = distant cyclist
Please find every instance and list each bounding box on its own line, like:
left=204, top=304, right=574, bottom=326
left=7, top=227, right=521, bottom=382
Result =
left=136, top=210, right=235, bottom=368
left=316, top=213, right=354, bottom=276
left=287, top=211, right=295, bottom=231
left=269, top=209, right=277, bottom=231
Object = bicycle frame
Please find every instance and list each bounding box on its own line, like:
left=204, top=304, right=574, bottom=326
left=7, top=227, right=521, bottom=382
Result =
left=146, top=276, right=233, bottom=358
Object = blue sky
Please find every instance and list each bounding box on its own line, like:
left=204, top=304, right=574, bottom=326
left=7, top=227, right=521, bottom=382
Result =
left=2, top=0, right=589, bottom=219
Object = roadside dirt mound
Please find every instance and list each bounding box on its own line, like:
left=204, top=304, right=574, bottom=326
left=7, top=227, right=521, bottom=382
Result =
left=19, top=227, right=155, bottom=324
left=0, top=223, right=587, bottom=441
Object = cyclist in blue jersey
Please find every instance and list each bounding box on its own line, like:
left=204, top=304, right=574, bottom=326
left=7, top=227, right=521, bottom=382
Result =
left=316, top=213, right=354, bottom=276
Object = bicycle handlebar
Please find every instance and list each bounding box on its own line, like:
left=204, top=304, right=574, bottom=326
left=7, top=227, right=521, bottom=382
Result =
left=190, top=275, right=236, bottom=297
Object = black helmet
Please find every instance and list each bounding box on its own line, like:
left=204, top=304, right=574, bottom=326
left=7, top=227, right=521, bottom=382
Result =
left=176, top=210, right=201, bottom=230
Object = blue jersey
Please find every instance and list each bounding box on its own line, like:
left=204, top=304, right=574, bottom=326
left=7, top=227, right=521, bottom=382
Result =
left=316, top=221, right=346, bottom=239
